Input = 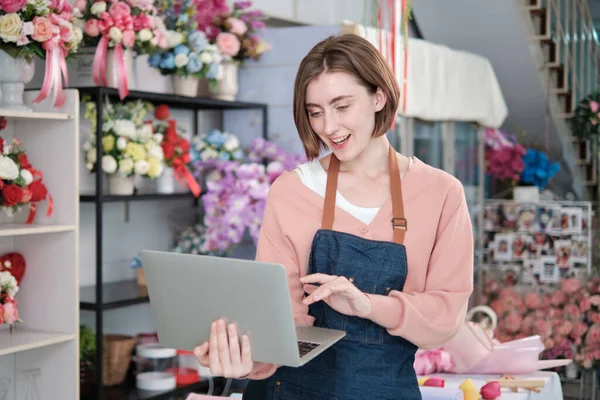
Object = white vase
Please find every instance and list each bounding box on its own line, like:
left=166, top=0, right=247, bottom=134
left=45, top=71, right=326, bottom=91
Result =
left=210, top=60, right=238, bottom=101
left=0, top=50, right=35, bottom=112
left=513, top=186, right=540, bottom=203
left=105, top=48, right=135, bottom=90
left=156, top=167, right=175, bottom=194
left=172, top=75, right=199, bottom=97
left=565, top=362, right=579, bottom=379
left=107, top=174, right=135, bottom=195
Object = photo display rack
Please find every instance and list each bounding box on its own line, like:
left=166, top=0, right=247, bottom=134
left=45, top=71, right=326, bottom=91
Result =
left=482, top=200, right=593, bottom=285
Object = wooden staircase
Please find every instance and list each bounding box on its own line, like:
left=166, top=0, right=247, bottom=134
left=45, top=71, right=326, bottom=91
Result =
left=526, top=0, right=599, bottom=198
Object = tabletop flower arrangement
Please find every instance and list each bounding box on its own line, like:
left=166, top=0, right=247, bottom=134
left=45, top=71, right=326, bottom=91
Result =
left=205, top=0, right=270, bottom=63
left=484, top=128, right=526, bottom=183
left=146, top=0, right=223, bottom=96
left=73, top=0, right=167, bottom=99
left=483, top=276, right=600, bottom=370
left=82, top=98, right=164, bottom=194
left=201, top=138, right=305, bottom=254
left=0, top=270, right=20, bottom=325
left=151, top=104, right=200, bottom=197
left=0, top=0, right=83, bottom=108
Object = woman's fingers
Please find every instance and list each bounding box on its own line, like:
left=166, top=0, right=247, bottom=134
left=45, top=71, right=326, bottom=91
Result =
left=303, top=284, right=318, bottom=294
left=300, top=273, right=338, bottom=284
left=302, top=278, right=353, bottom=305
left=193, top=342, right=209, bottom=367
left=209, top=321, right=222, bottom=376
left=241, top=334, right=252, bottom=367
left=216, top=319, right=233, bottom=375
left=227, top=323, right=242, bottom=374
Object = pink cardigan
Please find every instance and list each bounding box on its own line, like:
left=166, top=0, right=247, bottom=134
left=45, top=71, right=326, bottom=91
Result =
left=249, top=157, right=474, bottom=379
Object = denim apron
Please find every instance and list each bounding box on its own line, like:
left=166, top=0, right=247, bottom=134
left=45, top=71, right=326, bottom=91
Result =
left=244, top=146, right=421, bottom=400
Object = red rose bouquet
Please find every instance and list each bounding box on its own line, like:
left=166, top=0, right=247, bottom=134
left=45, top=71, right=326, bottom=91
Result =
left=0, top=121, right=52, bottom=223
left=152, top=105, right=200, bottom=197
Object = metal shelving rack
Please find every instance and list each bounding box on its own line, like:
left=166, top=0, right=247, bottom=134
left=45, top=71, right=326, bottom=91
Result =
left=78, top=86, right=268, bottom=399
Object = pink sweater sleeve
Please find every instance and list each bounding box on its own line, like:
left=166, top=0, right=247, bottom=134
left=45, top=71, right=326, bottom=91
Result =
left=366, top=180, right=474, bottom=349
left=247, top=176, right=315, bottom=379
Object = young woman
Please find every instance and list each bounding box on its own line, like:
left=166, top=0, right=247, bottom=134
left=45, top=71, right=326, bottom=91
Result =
left=194, top=33, right=474, bottom=400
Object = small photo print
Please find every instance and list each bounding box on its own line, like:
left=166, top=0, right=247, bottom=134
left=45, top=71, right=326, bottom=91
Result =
left=550, top=206, right=564, bottom=233
left=540, top=256, right=560, bottom=284
left=567, top=208, right=583, bottom=235
left=571, top=236, right=589, bottom=261
left=535, top=206, right=555, bottom=233
left=532, top=232, right=554, bottom=256
left=554, top=240, right=572, bottom=267
left=581, top=208, right=589, bottom=233
left=500, top=203, right=519, bottom=229
left=512, top=234, right=529, bottom=259
left=517, top=205, right=537, bottom=232
left=522, top=259, right=542, bottom=284
left=493, top=233, right=513, bottom=262
left=483, top=203, right=501, bottom=231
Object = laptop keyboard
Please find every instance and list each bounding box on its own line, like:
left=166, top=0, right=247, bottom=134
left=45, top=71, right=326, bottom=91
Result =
left=297, top=341, right=320, bottom=357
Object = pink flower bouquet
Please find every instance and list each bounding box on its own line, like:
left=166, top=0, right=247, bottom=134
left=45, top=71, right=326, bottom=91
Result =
left=0, top=0, right=82, bottom=107
left=484, top=128, right=526, bottom=183
left=483, top=276, right=600, bottom=369
left=73, top=0, right=166, bottom=99
left=0, top=270, right=20, bottom=325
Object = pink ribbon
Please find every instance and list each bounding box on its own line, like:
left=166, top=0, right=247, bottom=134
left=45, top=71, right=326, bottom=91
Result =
left=33, top=41, right=68, bottom=108
left=413, top=348, right=454, bottom=375
left=92, top=36, right=129, bottom=100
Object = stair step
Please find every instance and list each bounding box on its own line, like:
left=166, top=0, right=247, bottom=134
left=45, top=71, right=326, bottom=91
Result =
left=532, top=35, right=553, bottom=43
left=552, top=87, right=570, bottom=95
left=558, top=112, right=575, bottom=119
left=526, top=6, right=546, bottom=15
left=544, top=62, right=562, bottom=69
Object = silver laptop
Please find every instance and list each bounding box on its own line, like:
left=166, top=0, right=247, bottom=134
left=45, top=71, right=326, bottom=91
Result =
left=140, top=250, right=346, bottom=368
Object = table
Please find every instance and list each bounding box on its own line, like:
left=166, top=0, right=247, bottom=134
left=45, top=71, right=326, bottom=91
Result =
left=422, top=372, right=563, bottom=400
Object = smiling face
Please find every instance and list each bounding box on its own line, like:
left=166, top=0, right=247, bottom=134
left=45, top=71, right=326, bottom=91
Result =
left=305, top=71, right=386, bottom=162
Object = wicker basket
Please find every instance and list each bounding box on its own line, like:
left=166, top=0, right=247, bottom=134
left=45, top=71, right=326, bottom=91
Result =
left=102, top=334, right=136, bottom=386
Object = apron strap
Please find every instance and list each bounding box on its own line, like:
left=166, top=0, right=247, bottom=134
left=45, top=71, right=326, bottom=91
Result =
left=321, top=145, right=407, bottom=245
left=321, top=154, right=340, bottom=230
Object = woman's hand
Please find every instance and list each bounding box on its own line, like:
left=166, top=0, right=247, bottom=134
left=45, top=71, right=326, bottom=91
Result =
left=194, top=319, right=253, bottom=379
left=301, top=273, right=372, bottom=318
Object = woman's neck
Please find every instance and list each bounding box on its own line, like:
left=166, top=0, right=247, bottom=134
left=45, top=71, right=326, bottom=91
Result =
left=339, top=135, right=392, bottom=178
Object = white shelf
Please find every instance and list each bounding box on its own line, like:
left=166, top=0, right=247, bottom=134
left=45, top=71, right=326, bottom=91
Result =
left=0, top=224, right=75, bottom=237
left=0, top=327, right=75, bottom=356
left=0, top=110, right=72, bottom=120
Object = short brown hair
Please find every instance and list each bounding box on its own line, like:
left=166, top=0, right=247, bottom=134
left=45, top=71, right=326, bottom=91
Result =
left=293, top=33, right=400, bottom=160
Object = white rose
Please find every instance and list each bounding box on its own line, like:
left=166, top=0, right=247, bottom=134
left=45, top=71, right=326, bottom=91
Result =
left=86, top=148, right=97, bottom=164
left=20, top=169, right=33, bottom=185
left=73, top=26, right=83, bottom=44
left=198, top=52, right=213, bottom=64
left=223, top=136, right=239, bottom=151
left=0, top=156, right=19, bottom=180
left=138, top=29, right=152, bottom=42
left=147, top=145, right=163, bottom=161
left=101, top=155, right=118, bottom=174
left=86, top=163, right=93, bottom=171
left=153, top=133, right=163, bottom=144
left=113, top=120, right=136, bottom=139
left=134, top=160, right=150, bottom=175
left=119, top=158, right=134, bottom=175
left=165, top=30, right=183, bottom=48
left=108, top=27, right=122, bottom=43
left=90, top=1, right=107, bottom=16
left=0, top=13, right=23, bottom=43
left=2, top=145, right=8, bottom=155
left=137, top=124, right=153, bottom=142
left=201, top=148, right=218, bottom=161
left=174, top=53, right=188, bottom=68
left=116, top=137, right=128, bottom=150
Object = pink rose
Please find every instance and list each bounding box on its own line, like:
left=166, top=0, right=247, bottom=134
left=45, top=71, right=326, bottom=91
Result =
left=581, top=296, right=592, bottom=312
left=590, top=101, right=599, bottom=113
left=216, top=32, right=241, bottom=57
left=122, top=29, right=135, bottom=47
left=227, top=17, right=247, bottom=35
left=84, top=20, right=100, bottom=37
left=73, top=0, right=86, bottom=11
left=109, top=1, right=131, bottom=19
left=31, top=17, right=54, bottom=43
left=0, top=0, right=27, bottom=13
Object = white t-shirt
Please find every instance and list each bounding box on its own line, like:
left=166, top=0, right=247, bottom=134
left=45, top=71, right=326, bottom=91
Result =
left=295, top=157, right=413, bottom=224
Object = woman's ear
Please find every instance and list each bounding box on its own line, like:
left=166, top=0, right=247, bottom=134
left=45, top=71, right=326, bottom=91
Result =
left=374, top=87, right=387, bottom=112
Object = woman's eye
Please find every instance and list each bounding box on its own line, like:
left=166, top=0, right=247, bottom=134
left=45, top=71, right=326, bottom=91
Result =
left=336, top=105, right=349, bottom=112
left=309, top=111, right=322, bottom=118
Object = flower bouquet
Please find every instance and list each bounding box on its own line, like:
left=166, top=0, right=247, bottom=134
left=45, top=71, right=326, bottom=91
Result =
left=571, top=91, right=600, bottom=139
left=201, top=138, right=304, bottom=254
left=151, top=104, right=200, bottom=197
left=520, top=148, right=560, bottom=190
left=483, top=276, right=600, bottom=370
left=73, top=0, right=166, bottom=99
left=146, top=0, right=223, bottom=96
left=82, top=97, right=164, bottom=194
left=484, top=128, right=526, bottom=184
left=0, top=0, right=82, bottom=108
left=0, top=126, right=52, bottom=224
left=206, top=0, right=269, bottom=64
left=189, top=129, right=244, bottom=179
left=0, top=270, right=20, bottom=325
